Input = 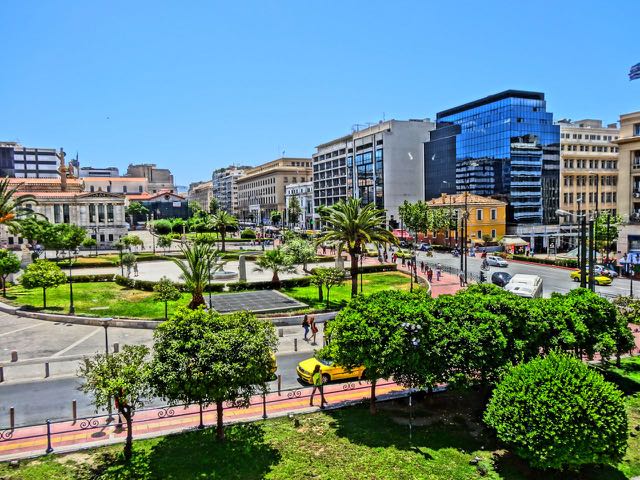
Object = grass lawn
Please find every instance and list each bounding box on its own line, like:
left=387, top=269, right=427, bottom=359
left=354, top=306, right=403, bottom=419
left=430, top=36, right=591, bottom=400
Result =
left=283, top=271, right=414, bottom=310
left=4, top=272, right=412, bottom=319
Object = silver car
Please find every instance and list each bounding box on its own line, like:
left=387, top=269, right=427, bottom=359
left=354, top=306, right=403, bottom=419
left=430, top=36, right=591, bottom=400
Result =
left=487, top=255, right=508, bottom=267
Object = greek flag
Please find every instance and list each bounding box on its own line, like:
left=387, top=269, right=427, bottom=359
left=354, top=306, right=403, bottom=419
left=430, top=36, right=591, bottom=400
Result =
left=630, top=63, right=640, bottom=81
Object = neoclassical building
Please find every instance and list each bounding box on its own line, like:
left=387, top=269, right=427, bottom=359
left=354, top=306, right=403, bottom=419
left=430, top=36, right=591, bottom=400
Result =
left=0, top=177, right=128, bottom=249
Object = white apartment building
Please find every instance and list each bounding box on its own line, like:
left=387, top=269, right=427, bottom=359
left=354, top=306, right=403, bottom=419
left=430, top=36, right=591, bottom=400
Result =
left=312, top=119, right=435, bottom=227
left=212, top=167, right=245, bottom=215
left=82, top=177, right=148, bottom=195
left=614, top=111, right=640, bottom=254
left=285, top=181, right=313, bottom=229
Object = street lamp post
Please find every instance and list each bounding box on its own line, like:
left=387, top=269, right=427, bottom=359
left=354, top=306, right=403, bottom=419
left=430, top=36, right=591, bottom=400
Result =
left=58, top=248, right=79, bottom=314
left=103, top=318, right=114, bottom=422
left=557, top=209, right=589, bottom=289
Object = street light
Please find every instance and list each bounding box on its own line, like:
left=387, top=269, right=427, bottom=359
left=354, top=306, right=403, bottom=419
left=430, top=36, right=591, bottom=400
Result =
left=556, top=208, right=593, bottom=290
left=102, top=318, right=115, bottom=422
left=57, top=248, right=79, bottom=314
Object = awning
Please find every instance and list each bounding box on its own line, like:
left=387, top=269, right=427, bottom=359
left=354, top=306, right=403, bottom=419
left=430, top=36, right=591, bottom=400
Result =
left=392, top=229, right=413, bottom=240
left=499, top=236, right=529, bottom=247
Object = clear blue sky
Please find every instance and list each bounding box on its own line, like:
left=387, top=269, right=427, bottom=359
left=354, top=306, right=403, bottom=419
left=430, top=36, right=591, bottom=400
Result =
left=2, top=0, right=638, bottom=187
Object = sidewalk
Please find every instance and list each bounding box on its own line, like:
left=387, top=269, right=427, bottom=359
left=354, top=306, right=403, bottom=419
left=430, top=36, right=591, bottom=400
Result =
left=0, top=379, right=407, bottom=461
left=396, top=262, right=463, bottom=297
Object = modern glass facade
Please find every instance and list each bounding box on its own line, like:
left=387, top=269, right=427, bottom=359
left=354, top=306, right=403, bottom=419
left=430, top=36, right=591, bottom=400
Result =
left=425, top=90, right=560, bottom=225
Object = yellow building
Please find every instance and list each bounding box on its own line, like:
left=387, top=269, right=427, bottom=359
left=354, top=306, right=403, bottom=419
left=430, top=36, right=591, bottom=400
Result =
left=426, top=193, right=507, bottom=244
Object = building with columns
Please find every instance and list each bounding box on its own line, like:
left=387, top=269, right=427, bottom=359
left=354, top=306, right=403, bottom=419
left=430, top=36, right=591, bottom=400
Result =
left=0, top=178, right=128, bottom=248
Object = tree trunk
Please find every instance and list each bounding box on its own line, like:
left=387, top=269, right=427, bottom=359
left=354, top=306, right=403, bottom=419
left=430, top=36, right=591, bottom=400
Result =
left=2, top=276, right=5, bottom=297
left=43, top=287, right=47, bottom=309
left=189, top=291, right=205, bottom=309
left=216, top=400, right=225, bottom=441
left=124, top=410, right=133, bottom=461
left=164, top=301, right=168, bottom=319
left=220, top=229, right=226, bottom=252
left=369, top=378, right=377, bottom=415
left=272, top=272, right=280, bottom=289
left=350, top=252, right=358, bottom=298
left=326, top=288, right=330, bottom=308
left=317, top=284, right=324, bottom=302
left=616, top=351, right=622, bottom=368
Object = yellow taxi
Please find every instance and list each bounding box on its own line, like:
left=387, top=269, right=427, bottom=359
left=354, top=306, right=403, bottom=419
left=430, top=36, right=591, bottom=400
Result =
left=569, top=270, right=613, bottom=286
left=366, top=247, right=379, bottom=257
left=296, top=357, right=365, bottom=384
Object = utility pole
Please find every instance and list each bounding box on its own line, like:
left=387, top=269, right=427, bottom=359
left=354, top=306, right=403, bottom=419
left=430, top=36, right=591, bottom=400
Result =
left=588, top=218, right=595, bottom=291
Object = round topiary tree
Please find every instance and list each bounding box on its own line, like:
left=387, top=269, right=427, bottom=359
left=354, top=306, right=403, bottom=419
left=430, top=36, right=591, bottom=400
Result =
left=153, top=219, right=172, bottom=235
left=241, top=228, right=256, bottom=239
left=484, top=352, right=628, bottom=471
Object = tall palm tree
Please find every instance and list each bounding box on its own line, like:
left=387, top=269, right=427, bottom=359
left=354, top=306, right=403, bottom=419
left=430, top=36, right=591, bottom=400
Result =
left=253, top=247, right=296, bottom=289
left=317, top=198, right=397, bottom=297
left=171, top=241, right=218, bottom=309
left=210, top=211, right=238, bottom=252
left=0, top=177, right=38, bottom=230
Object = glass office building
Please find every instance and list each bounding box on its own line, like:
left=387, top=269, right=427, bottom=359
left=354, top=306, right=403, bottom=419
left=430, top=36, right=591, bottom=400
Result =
left=425, top=90, right=560, bottom=225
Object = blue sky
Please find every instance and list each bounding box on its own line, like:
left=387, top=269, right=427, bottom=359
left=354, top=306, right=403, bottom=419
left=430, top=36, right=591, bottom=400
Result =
left=2, top=0, right=638, bottom=187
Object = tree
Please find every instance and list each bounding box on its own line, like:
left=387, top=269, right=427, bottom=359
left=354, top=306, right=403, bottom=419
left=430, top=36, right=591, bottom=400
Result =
left=121, top=253, right=137, bottom=277
left=484, top=352, right=628, bottom=471
left=171, top=241, right=218, bottom=308
left=283, top=237, right=316, bottom=272
left=41, top=224, right=87, bottom=253
left=21, top=259, right=67, bottom=308
left=288, top=197, right=302, bottom=227
left=120, top=234, right=144, bottom=251
left=398, top=200, right=430, bottom=245
left=594, top=212, right=622, bottom=257
left=310, top=269, right=325, bottom=303
left=150, top=307, right=277, bottom=440
left=209, top=211, right=238, bottom=252
left=153, top=276, right=182, bottom=319
left=0, top=249, right=21, bottom=297
left=82, top=237, right=97, bottom=253
left=321, top=267, right=345, bottom=308
left=14, top=217, right=47, bottom=247
left=209, top=197, right=219, bottom=215
left=321, top=290, right=427, bottom=414
left=157, top=234, right=173, bottom=253
left=0, top=177, right=38, bottom=230
left=317, top=198, right=397, bottom=297
left=153, top=219, right=172, bottom=235
left=171, top=218, right=186, bottom=234
left=270, top=210, right=282, bottom=227
left=253, top=247, right=295, bottom=288
left=125, top=202, right=149, bottom=228
left=612, top=296, right=639, bottom=367
left=79, top=345, right=152, bottom=461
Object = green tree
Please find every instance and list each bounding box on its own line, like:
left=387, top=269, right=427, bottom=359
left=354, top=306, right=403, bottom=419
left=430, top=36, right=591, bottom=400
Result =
left=121, top=253, right=137, bottom=277
left=0, top=249, right=21, bottom=297
left=253, top=247, right=295, bottom=288
left=43, top=224, right=87, bottom=253
left=594, top=212, right=622, bottom=256
left=283, top=237, right=316, bottom=272
left=153, top=276, right=182, bottom=319
left=81, top=237, right=97, bottom=253
left=120, top=234, right=144, bottom=251
left=125, top=201, right=149, bottom=228
left=398, top=200, right=430, bottom=245
left=150, top=307, right=277, bottom=440
left=0, top=177, right=38, bottom=229
left=14, top=217, right=48, bottom=247
left=209, top=197, right=219, bottom=215
left=270, top=210, right=282, bottom=227
left=612, top=296, right=639, bottom=367
left=210, top=211, right=238, bottom=252
left=171, top=241, right=218, bottom=308
left=321, top=291, right=424, bottom=414
left=310, top=269, right=325, bottom=303
left=78, top=345, right=152, bottom=461
left=321, top=267, right=345, bottom=308
left=21, top=259, right=67, bottom=308
left=287, top=197, right=302, bottom=227
left=153, top=219, right=172, bottom=235
left=317, top=198, right=397, bottom=297
left=171, top=218, right=186, bottom=234
left=484, top=352, right=628, bottom=471
left=157, top=234, right=173, bottom=253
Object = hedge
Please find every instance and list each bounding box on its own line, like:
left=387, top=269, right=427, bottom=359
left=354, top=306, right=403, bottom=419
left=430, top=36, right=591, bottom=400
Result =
left=114, top=275, right=225, bottom=293
left=227, top=276, right=313, bottom=292
left=69, top=274, right=118, bottom=283
left=511, top=254, right=578, bottom=268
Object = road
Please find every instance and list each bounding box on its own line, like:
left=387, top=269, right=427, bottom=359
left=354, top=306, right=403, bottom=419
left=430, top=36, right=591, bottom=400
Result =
left=0, top=351, right=310, bottom=427
left=417, top=250, right=636, bottom=298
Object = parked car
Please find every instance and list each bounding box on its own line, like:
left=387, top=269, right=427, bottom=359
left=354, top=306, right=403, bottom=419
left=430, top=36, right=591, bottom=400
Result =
left=418, top=243, right=432, bottom=252
left=395, top=249, right=413, bottom=259
left=296, top=357, right=365, bottom=384
left=491, top=271, right=512, bottom=287
left=504, top=274, right=544, bottom=298
left=569, top=270, right=613, bottom=286
left=486, top=255, right=508, bottom=267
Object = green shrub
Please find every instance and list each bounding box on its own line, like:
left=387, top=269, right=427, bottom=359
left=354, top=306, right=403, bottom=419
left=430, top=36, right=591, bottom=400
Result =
left=241, top=229, right=256, bottom=239
left=70, top=274, right=117, bottom=283
left=511, top=254, right=578, bottom=268
left=227, top=276, right=313, bottom=292
left=114, top=275, right=224, bottom=293
left=171, top=218, right=186, bottom=234
left=153, top=219, right=172, bottom=235
left=484, top=352, right=628, bottom=471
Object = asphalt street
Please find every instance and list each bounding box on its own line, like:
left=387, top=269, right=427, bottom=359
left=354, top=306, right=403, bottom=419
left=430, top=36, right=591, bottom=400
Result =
left=0, top=351, right=311, bottom=427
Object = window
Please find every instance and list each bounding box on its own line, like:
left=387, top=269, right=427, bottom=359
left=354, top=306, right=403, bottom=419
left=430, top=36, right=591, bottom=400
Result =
left=89, top=204, right=96, bottom=223
left=491, top=229, right=496, bottom=238
left=54, top=205, right=62, bottom=223
left=107, top=204, right=114, bottom=222
left=100, top=234, right=105, bottom=242
left=123, top=186, right=127, bottom=193
left=477, top=230, right=482, bottom=239
left=490, top=209, right=497, bottom=220
left=476, top=209, right=483, bottom=221
left=63, top=205, right=70, bottom=223
left=98, top=204, right=105, bottom=222
left=634, top=123, right=640, bottom=136
left=90, top=185, right=95, bottom=192
left=108, top=234, right=114, bottom=242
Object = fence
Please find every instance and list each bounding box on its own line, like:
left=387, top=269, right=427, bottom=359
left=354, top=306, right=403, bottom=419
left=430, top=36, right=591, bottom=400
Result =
left=0, top=379, right=406, bottom=459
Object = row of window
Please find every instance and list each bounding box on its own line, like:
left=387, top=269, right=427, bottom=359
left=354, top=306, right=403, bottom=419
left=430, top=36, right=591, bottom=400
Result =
left=560, top=133, right=618, bottom=141
left=563, top=159, right=618, bottom=169
left=562, top=192, right=617, bottom=204
left=563, top=175, right=617, bottom=187
left=562, top=144, right=619, bottom=152
left=89, top=185, right=144, bottom=193
left=313, top=158, right=346, bottom=171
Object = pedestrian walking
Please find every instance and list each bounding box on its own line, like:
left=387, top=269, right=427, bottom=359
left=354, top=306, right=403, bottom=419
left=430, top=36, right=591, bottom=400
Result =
left=458, top=271, right=465, bottom=286
left=310, top=364, right=327, bottom=408
left=133, top=261, right=139, bottom=277
left=436, top=264, right=442, bottom=281
left=310, top=316, right=319, bottom=345
left=427, top=267, right=433, bottom=282
left=302, top=314, right=310, bottom=341
left=322, top=245, right=326, bottom=255
left=420, top=261, right=425, bottom=274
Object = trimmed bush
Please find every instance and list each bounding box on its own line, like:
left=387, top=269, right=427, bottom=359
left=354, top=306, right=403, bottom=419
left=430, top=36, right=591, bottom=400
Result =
left=227, top=276, right=313, bottom=292
left=153, top=219, right=172, bottom=235
left=69, top=274, right=117, bottom=283
left=511, top=254, right=578, bottom=268
left=114, top=275, right=225, bottom=293
left=484, top=352, right=628, bottom=471
left=240, top=229, right=256, bottom=239
left=358, top=263, right=397, bottom=274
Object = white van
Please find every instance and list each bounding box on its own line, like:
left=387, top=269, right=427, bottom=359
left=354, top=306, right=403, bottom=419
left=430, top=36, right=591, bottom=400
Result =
left=504, top=274, right=543, bottom=298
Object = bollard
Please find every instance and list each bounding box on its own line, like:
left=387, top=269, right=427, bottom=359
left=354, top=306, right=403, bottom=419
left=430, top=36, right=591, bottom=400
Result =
left=262, top=392, right=267, bottom=419
left=113, top=342, right=120, bottom=353
left=9, top=407, right=15, bottom=430
left=45, top=419, right=53, bottom=453
left=0, top=366, right=4, bottom=383
left=278, top=328, right=283, bottom=338
left=72, top=400, right=77, bottom=423
left=44, top=362, right=50, bottom=378
left=294, top=338, right=298, bottom=352
left=10, top=351, right=17, bottom=362
left=277, top=375, right=282, bottom=396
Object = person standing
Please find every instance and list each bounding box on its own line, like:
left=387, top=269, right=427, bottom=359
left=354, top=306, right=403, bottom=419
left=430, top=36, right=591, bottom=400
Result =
left=310, top=364, right=327, bottom=408
left=310, top=316, right=319, bottom=345
left=427, top=267, right=433, bottom=283
left=302, top=314, right=310, bottom=341
left=436, top=264, right=442, bottom=281
left=133, top=261, right=139, bottom=277
left=458, top=271, right=465, bottom=287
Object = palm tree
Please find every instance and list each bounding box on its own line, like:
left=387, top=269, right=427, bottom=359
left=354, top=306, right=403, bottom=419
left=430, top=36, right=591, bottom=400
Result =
left=253, top=247, right=296, bottom=288
left=288, top=197, right=302, bottom=228
left=171, top=241, right=218, bottom=309
left=317, top=198, right=397, bottom=297
left=210, top=211, right=238, bottom=252
left=0, top=177, right=38, bottom=230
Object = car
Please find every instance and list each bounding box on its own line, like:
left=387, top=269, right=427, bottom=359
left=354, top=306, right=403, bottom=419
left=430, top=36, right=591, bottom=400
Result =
left=366, top=247, right=379, bottom=257
left=418, top=243, right=432, bottom=251
left=491, top=271, right=512, bottom=287
left=504, top=274, right=544, bottom=298
left=395, top=249, right=413, bottom=259
left=596, top=264, right=619, bottom=278
left=569, top=270, right=613, bottom=286
left=296, top=357, right=365, bottom=384
left=270, top=352, right=277, bottom=376
left=486, top=255, right=508, bottom=267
